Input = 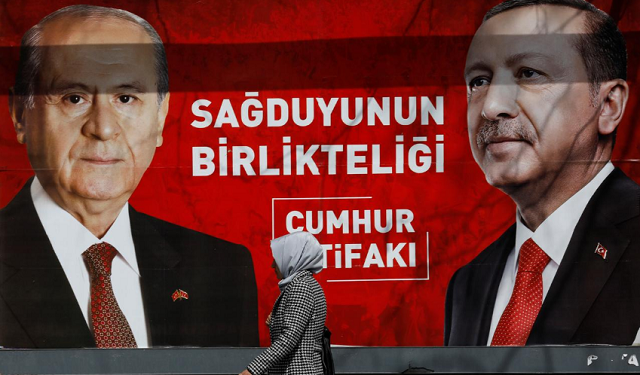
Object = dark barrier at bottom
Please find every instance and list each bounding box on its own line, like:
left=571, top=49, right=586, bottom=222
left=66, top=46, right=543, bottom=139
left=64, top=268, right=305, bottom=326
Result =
left=2, top=346, right=640, bottom=374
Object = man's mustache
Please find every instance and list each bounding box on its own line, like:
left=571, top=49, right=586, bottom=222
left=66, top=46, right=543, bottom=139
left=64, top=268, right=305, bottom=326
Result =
left=476, top=119, right=537, bottom=148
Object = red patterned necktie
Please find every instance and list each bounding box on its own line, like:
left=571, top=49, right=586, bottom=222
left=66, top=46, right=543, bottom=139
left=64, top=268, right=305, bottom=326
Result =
left=491, top=238, right=550, bottom=346
left=82, top=242, right=137, bottom=348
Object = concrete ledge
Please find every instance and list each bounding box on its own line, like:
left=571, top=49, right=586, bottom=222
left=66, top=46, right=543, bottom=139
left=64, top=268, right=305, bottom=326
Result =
left=2, top=346, right=640, bottom=374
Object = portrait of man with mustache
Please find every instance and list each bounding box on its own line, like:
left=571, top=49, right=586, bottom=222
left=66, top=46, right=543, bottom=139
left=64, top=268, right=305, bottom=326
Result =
left=445, top=0, right=640, bottom=346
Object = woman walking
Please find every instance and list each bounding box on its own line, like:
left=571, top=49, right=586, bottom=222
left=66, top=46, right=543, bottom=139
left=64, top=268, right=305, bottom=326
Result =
left=240, top=231, right=327, bottom=375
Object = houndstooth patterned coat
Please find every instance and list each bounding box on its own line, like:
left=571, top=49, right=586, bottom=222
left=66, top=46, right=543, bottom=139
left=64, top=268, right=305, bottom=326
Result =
left=247, top=270, right=327, bottom=375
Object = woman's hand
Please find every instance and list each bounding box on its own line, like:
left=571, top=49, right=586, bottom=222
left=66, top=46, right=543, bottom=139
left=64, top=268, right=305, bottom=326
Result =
left=239, top=369, right=251, bottom=375
left=266, top=312, right=272, bottom=327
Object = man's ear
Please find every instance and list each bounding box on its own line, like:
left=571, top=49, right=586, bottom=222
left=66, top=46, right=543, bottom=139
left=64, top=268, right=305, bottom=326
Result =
left=8, top=87, right=26, bottom=144
left=598, top=79, right=629, bottom=136
left=156, top=92, right=170, bottom=147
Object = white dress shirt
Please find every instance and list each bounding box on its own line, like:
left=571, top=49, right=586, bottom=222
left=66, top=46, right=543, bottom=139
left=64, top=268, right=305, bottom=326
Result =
left=487, top=162, right=615, bottom=345
left=31, top=177, right=150, bottom=347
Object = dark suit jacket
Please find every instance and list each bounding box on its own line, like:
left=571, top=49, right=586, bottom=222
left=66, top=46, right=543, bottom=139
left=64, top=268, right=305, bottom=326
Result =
left=0, top=179, right=259, bottom=348
left=445, top=168, right=640, bottom=346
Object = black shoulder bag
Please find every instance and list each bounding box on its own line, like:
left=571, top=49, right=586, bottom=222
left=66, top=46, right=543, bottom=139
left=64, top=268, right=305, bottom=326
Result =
left=321, top=326, right=335, bottom=375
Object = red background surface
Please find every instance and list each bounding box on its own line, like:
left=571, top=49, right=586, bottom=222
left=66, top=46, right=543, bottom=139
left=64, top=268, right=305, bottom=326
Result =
left=0, top=0, right=639, bottom=346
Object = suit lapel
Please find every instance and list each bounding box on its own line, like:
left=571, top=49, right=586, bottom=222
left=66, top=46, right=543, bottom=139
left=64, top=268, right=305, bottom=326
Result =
left=0, top=180, right=94, bottom=348
left=471, top=225, right=515, bottom=345
left=446, top=225, right=514, bottom=346
left=528, top=169, right=639, bottom=345
left=129, top=206, right=182, bottom=346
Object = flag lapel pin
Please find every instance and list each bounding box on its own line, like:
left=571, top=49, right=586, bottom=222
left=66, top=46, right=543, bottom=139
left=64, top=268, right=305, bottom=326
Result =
left=172, top=289, right=189, bottom=302
left=594, top=243, right=608, bottom=260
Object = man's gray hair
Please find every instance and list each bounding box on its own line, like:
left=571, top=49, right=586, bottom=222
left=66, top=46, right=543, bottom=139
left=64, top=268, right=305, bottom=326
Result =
left=484, top=0, right=627, bottom=100
left=15, top=4, right=169, bottom=108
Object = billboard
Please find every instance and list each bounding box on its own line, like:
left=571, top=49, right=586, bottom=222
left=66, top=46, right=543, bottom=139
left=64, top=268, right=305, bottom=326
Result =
left=0, top=0, right=639, bottom=349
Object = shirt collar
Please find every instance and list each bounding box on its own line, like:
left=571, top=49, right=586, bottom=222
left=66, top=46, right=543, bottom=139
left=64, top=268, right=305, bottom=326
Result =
left=30, top=177, right=140, bottom=276
left=514, top=162, right=615, bottom=272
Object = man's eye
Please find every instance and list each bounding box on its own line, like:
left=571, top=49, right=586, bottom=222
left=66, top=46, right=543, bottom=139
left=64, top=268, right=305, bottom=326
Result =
left=469, top=77, right=490, bottom=90
left=66, top=95, right=84, bottom=104
left=520, top=69, right=540, bottom=79
left=118, top=95, right=134, bottom=104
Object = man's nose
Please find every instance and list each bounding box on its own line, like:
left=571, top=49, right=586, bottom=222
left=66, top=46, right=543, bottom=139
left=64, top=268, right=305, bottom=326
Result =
left=481, top=79, right=519, bottom=121
left=82, top=95, right=121, bottom=140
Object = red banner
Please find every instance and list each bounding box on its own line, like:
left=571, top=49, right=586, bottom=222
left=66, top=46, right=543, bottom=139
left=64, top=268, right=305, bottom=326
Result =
left=1, top=0, right=639, bottom=348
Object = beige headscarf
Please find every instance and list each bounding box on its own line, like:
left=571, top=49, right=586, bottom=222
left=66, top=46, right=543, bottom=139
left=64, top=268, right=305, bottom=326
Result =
left=271, top=231, right=323, bottom=291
